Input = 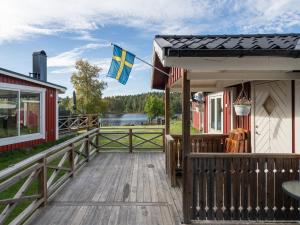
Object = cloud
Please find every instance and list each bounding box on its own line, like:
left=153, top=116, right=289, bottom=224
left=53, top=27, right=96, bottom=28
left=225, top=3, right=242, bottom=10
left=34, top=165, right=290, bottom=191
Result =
left=0, top=0, right=216, bottom=43
left=1, top=0, right=300, bottom=44
left=48, top=42, right=110, bottom=68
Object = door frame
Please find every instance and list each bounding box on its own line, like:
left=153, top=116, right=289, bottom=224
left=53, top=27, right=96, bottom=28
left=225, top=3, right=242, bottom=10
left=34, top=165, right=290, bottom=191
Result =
left=207, top=92, right=223, bottom=133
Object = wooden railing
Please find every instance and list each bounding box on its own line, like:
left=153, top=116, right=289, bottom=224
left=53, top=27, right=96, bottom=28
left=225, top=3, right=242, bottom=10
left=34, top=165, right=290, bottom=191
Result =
left=58, top=114, right=99, bottom=134
left=188, top=153, right=300, bottom=222
left=99, top=128, right=165, bottom=152
left=0, top=128, right=99, bottom=225
left=165, top=134, right=228, bottom=186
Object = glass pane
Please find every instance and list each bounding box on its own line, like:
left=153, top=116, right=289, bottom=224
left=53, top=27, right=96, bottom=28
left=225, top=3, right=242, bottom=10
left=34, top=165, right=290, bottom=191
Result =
left=20, top=92, right=40, bottom=135
left=210, top=99, right=215, bottom=129
left=217, top=98, right=222, bottom=131
left=0, top=89, right=18, bottom=138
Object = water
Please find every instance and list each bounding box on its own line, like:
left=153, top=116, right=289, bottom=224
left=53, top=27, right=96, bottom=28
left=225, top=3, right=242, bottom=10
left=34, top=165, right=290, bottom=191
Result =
left=100, top=113, right=149, bottom=126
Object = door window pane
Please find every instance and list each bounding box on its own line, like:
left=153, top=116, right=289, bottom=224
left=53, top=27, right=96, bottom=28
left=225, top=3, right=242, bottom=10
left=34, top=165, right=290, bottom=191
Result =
left=20, top=92, right=40, bottom=135
left=0, top=90, right=18, bottom=138
left=217, top=98, right=222, bottom=131
left=210, top=99, right=215, bottom=129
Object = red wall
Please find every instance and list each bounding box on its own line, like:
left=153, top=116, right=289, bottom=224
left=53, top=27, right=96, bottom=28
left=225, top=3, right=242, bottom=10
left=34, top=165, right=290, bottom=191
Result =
left=200, top=82, right=251, bottom=135
left=223, top=90, right=232, bottom=134
left=0, top=73, right=57, bottom=152
left=233, top=82, right=251, bottom=131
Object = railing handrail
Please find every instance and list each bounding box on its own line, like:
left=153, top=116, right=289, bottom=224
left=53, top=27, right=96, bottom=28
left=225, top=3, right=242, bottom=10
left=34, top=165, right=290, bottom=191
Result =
left=189, top=152, right=300, bottom=158
left=100, top=127, right=163, bottom=130
left=171, top=133, right=228, bottom=138
left=0, top=128, right=98, bottom=180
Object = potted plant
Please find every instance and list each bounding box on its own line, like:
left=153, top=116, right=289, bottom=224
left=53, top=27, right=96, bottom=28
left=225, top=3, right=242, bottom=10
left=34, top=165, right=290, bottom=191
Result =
left=234, top=96, right=251, bottom=116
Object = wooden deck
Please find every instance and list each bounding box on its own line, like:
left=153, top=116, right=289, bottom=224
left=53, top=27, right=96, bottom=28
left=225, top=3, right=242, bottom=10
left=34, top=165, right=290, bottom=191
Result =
left=28, top=152, right=183, bottom=225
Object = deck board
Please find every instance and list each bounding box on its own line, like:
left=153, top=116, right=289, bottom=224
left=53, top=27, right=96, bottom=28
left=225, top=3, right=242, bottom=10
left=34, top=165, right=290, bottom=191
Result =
left=29, top=152, right=183, bottom=225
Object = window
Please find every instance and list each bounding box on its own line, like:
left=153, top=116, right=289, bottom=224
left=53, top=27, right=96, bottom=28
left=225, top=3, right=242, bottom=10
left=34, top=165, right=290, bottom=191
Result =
left=20, top=92, right=40, bottom=135
left=208, top=93, right=223, bottom=133
left=0, top=90, right=18, bottom=138
left=0, top=83, right=45, bottom=146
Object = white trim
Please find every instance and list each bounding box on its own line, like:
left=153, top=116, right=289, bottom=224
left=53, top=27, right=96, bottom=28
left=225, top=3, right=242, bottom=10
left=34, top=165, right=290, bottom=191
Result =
left=207, top=92, right=224, bottom=134
left=0, top=69, right=66, bottom=93
left=0, top=82, right=46, bottom=92
left=55, top=90, right=59, bottom=140
left=295, top=81, right=300, bottom=153
left=250, top=82, right=255, bottom=153
left=0, top=133, right=44, bottom=146
left=0, top=83, right=46, bottom=147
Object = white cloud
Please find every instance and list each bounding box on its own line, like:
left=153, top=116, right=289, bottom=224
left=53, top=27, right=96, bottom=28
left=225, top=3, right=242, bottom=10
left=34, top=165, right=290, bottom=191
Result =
left=48, top=42, right=110, bottom=68
left=0, top=0, right=215, bottom=43
left=1, top=0, right=300, bottom=44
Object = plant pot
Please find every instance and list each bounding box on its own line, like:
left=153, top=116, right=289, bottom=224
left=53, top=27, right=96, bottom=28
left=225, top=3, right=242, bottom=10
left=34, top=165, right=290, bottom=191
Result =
left=234, top=105, right=251, bottom=116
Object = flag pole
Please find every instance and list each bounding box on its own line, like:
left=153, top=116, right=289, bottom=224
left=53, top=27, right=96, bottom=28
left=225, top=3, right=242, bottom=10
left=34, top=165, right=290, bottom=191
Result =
left=111, top=43, right=170, bottom=77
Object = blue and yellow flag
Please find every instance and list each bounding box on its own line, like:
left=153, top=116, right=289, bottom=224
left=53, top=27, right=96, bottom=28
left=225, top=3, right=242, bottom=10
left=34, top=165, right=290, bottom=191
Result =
left=108, top=45, right=135, bottom=85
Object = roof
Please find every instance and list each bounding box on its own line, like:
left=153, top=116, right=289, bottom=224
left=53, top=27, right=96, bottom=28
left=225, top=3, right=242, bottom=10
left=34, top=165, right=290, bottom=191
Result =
left=0, top=67, right=66, bottom=93
left=155, top=33, right=300, bottom=57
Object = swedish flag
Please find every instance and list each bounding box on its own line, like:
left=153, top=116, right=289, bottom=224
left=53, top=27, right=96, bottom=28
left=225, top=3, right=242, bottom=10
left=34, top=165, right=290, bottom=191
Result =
left=108, top=45, right=135, bottom=85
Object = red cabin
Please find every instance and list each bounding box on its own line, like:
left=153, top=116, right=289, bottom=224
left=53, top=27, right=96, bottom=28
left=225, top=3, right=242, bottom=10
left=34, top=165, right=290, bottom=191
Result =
left=0, top=51, right=66, bottom=152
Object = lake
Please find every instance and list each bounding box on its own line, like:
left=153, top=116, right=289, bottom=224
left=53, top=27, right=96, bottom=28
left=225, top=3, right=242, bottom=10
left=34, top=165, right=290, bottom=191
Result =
left=99, top=113, right=149, bottom=126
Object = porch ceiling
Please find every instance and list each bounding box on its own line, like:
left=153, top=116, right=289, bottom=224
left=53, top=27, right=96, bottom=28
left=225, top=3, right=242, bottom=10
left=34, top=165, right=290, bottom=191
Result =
left=170, top=70, right=300, bottom=92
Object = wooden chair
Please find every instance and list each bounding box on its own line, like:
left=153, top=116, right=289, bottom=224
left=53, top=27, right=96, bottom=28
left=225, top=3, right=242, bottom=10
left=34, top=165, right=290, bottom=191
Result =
left=225, top=128, right=250, bottom=153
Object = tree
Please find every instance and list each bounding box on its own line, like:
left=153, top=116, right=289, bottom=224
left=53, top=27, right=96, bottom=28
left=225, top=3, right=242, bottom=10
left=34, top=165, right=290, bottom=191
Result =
left=58, top=96, right=73, bottom=115
left=71, top=59, right=107, bottom=114
left=144, top=95, right=164, bottom=120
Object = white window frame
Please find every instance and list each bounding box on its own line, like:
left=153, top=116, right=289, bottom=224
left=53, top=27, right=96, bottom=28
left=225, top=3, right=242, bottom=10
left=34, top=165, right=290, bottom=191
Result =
left=208, top=92, right=223, bottom=133
left=0, top=83, right=46, bottom=146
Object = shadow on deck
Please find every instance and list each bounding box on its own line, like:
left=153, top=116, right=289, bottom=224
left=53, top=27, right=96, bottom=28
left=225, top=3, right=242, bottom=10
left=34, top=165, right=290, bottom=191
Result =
left=29, top=152, right=183, bottom=225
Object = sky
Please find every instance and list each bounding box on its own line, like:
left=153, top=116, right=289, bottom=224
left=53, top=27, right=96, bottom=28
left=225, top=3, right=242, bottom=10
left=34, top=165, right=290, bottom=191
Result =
left=0, top=0, right=300, bottom=97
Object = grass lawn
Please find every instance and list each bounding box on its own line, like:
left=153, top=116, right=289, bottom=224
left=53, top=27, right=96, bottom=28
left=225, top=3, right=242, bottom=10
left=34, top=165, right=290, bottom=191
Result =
left=98, top=120, right=199, bottom=151
left=0, top=134, right=75, bottom=171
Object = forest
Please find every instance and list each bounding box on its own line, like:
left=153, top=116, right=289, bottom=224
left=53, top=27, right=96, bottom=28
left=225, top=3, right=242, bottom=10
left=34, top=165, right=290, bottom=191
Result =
left=103, top=92, right=181, bottom=115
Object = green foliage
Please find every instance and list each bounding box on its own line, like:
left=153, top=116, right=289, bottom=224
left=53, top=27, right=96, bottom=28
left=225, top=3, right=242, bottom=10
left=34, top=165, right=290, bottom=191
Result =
left=71, top=59, right=107, bottom=114
left=104, top=92, right=181, bottom=115
left=144, top=95, right=164, bottom=120
left=58, top=96, right=73, bottom=114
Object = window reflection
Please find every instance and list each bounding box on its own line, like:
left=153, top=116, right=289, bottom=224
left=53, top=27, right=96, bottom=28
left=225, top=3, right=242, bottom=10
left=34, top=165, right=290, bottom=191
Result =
left=0, top=90, right=18, bottom=138
left=20, top=92, right=40, bottom=135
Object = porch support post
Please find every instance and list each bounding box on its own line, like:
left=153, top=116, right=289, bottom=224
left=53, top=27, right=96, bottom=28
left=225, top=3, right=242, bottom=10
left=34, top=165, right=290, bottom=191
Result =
left=165, top=85, right=170, bottom=135
left=182, top=71, right=192, bottom=224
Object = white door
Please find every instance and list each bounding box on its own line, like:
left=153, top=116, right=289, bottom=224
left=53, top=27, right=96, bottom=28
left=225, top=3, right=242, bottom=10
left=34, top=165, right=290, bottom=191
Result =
left=253, top=81, right=292, bottom=153
left=208, top=92, right=223, bottom=133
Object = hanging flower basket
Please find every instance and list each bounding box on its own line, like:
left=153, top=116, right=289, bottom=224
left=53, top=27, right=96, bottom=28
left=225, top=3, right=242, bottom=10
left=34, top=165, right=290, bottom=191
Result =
left=234, top=104, right=251, bottom=116
left=233, top=83, right=252, bottom=116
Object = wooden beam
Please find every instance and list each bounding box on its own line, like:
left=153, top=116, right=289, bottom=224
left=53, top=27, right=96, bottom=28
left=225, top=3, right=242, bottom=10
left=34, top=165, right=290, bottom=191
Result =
left=187, top=71, right=300, bottom=80
left=164, top=56, right=300, bottom=71
left=165, top=85, right=170, bottom=135
left=182, top=71, right=192, bottom=224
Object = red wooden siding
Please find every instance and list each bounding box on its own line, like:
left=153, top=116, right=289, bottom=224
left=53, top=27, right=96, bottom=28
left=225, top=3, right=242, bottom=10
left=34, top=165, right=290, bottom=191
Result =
left=233, top=82, right=251, bottom=131
left=169, top=67, right=184, bottom=86
left=223, top=90, right=232, bottom=134
left=0, top=73, right=57, bottom=152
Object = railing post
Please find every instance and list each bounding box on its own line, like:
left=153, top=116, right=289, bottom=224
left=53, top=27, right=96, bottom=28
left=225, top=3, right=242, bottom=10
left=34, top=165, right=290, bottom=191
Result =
left=69, top=143, right=75, bottom=177
left=85, top=135, right=90, bottom=162
left=162, top=128, right=166, bottom=152
left=182, top=71, right=192, bottom=224
left=96, top=128, right=100, bottom=153
left=129, top=129, right=133, bottom=153
left=38, top=157, right=47, bottom=207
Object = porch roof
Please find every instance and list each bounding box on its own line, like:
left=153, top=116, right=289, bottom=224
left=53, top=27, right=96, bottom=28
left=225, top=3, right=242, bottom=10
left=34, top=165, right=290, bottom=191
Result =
left=152, top=33, right=300, bottom=91
left=155, top=33, right=300, bottom=58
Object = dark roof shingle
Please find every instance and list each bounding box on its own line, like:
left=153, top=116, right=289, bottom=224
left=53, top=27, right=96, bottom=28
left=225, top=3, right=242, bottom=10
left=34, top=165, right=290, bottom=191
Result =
left=155, top=34, right=300, bottom=57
